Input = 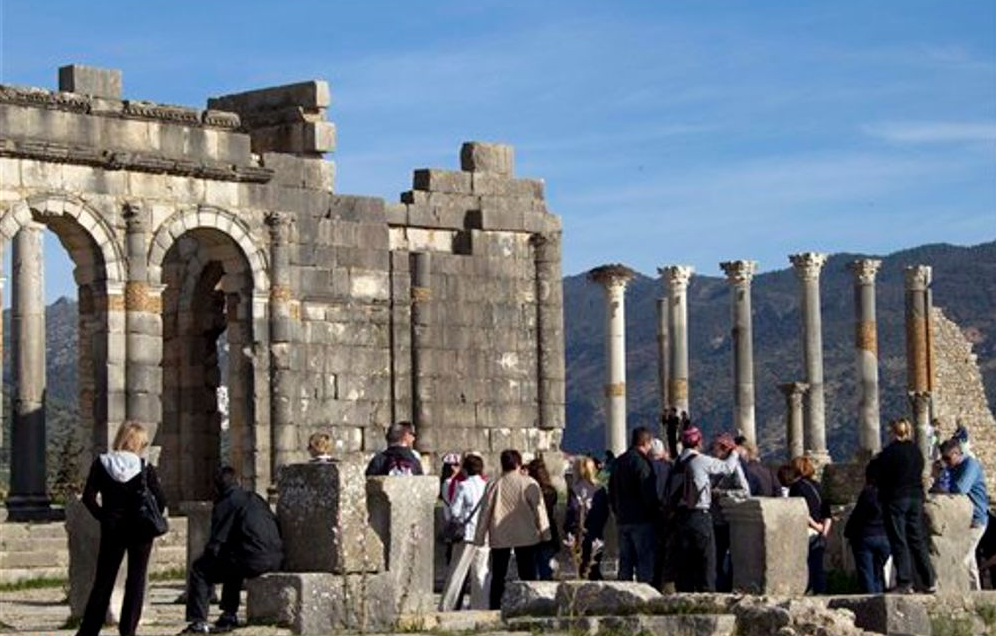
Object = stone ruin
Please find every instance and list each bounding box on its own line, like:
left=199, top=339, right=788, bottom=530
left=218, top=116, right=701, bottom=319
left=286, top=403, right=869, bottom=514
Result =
left=0, top=63, right=565, bottom=520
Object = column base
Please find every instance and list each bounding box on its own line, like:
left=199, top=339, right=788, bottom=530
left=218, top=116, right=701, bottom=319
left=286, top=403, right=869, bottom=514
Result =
left=5, top=495, right=59, bottom=521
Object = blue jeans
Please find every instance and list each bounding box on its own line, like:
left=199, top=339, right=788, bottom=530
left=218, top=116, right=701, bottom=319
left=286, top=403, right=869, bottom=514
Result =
left=851, top=535, right=891, bottom=594
left=617, top=522, right=656, bottom=584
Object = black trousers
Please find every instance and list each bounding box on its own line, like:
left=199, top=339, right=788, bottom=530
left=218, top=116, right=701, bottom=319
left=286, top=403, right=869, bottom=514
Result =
left=883, top=496, right=935, bottom=589
left=489, top=545, right=538, bottom=610
left=185, top=553, right=250, bottom=623
left=77, top=532, right=153, bottom=636
left=671, top=510, right=716, bottom=593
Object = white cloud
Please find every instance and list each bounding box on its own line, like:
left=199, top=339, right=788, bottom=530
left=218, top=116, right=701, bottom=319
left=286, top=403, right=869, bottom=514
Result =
left=862, top=121, right=996, bottom=144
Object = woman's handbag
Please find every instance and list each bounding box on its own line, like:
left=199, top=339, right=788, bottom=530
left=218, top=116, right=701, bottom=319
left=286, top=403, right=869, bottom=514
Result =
left=440, top=495, right=484, bottom=544
left=135, top=464, right=169, bottom=539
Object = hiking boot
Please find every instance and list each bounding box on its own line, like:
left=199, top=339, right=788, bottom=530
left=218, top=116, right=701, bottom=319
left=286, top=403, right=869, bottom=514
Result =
left=178, top=622, right=211, bottom=634
left=213, top=613, right=239, bottom=632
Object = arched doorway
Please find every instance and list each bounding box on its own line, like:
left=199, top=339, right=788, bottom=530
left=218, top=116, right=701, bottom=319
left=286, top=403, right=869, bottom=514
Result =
left=157, top=225, right=262, bottom=503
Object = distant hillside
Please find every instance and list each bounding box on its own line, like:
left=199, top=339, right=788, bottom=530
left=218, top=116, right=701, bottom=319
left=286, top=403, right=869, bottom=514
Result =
left=564, top=241, right=996, bottom=460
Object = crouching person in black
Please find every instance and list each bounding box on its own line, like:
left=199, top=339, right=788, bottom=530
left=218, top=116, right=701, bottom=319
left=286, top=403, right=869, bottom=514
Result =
left=181, top=467, right=283, bottom=634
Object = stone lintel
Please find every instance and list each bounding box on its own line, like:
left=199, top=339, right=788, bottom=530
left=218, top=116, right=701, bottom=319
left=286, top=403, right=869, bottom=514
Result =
left=208, top=80, right=331, bottom=115
left=58, top=64, right=122, bottom=99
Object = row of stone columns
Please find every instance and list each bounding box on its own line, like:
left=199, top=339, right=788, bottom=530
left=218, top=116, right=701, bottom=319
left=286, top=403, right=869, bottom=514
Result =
left=589, top=253, right=938, bottom=464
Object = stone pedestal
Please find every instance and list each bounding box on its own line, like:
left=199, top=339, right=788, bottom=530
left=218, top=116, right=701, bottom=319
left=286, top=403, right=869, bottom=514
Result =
left=923, top=494, right=975, bottom=594
left=277, top=462, right=383, bottom=573
left=720, top=497, right=810, bottom=595
left=366, top=475, right=439, bottom=616
left=66, top=498, right=152, bottom=623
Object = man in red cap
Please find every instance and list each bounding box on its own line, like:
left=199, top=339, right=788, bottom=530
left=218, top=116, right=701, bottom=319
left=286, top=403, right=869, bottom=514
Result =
left=665, top=425, right=747, bottom=592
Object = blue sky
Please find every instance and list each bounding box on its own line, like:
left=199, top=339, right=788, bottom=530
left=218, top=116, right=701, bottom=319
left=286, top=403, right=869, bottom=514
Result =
left=1, top=1, right=993, bottom=301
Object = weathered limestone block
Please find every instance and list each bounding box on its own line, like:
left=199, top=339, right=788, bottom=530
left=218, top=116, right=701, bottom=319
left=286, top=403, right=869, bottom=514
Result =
left=500, top=580, right=559, bottom=618
left=829, top=595, right=931, bottom=635
left=821, top=462, right=866, bottom=506
left=58, top=64, right=121, bottom=99
left=66, top=498, right=152, bottom=622
left=366, top=475, right=438, bottom=615
left=177, top=501, right=212, bottom=579
left=734, top=598, right=864, bottom=636
left=721, top=497, right=809, bottom=595
left=554, top=581, right=661, bottom=616
left=924, top=493, right=975, bottom=594
left=460, top=141, right=514, bottom=176
left=277, top=461, right=383, bottom=574
left=246, top=571, right=396, bottom=634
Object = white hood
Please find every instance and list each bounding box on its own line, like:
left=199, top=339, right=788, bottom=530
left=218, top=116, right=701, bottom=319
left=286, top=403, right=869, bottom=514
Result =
left=100, top=451, right=142, bottom=483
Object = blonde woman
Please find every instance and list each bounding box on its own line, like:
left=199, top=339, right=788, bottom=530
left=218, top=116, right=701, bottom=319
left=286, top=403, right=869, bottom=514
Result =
left=307, top=432, right=334, bottom=462
left=77, top=422, right=166, bottom=636
left=873, top=418, right=936, bottom=593
left=564, top=456, right=609, bottom=580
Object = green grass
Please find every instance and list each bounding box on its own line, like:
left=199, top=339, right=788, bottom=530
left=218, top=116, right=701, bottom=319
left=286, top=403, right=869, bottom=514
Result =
left=149, top=566, right=186, bottom=582
left=931, top=616, right=979, bottom=636
left=978, top=603, right=996, bottom=629
left=0, top=576, right=67, bottom=592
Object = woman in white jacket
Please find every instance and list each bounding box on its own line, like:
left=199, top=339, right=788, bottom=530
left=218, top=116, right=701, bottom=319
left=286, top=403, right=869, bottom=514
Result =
left=438, top=454, right=490, bottom=610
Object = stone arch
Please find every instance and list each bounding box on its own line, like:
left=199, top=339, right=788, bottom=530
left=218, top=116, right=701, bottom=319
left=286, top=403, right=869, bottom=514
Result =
left=0, top=193, right=127, bottom=517
left=148, top=205, right=269, bottom=293
left=0, top=193, right=127, bottom=285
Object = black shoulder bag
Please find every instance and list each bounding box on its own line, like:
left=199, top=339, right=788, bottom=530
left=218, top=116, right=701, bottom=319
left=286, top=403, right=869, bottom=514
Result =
left=135, top=463, right=169, bottom=539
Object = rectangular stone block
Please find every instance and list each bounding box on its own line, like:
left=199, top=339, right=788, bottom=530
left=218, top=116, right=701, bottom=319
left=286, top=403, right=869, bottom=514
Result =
left=720, top=496, right=810, bottom=595
left=412, top=169, right=473, bottom=194
left=59, top=64, right=122, bottom=99
left=246, top=571, right=396, bottom=634
left=277, top=461, right=383, bottom=574
left=208, top=80, right=331, bottom=113
left=924, top=494, right=975, bottom=594
left=460, top=142, right=514, bottom=176
left=828, top=595, right=931, bottom=636
left=366, top=476, right=439, bottom=615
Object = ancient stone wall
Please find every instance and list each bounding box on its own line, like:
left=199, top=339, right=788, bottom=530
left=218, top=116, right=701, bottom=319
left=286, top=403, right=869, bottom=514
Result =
left=931, top=307, right=996, bottom=499
left=0, top=65, right=565, bottom=503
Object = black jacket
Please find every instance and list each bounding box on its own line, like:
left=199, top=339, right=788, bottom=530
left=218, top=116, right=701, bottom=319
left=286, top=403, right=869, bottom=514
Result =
left=844, top=485, right=886, bottom=540
left=874, top=440, right=925, bottom=502
left=608, top=448, right=658, bottom=525
left=364, top=445, right=424, bottom=476
left=81, top=458, right=166, bottom=535
left=208, top=485, right=283, bottom=575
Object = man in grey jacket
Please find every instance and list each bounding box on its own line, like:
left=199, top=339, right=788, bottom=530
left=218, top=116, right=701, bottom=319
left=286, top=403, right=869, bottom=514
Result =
left=668, top=426, right=746, bottom=592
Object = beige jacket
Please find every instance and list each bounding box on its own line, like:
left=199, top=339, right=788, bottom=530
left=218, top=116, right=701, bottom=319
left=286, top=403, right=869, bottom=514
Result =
left=474, top=470, right=551, bottom=549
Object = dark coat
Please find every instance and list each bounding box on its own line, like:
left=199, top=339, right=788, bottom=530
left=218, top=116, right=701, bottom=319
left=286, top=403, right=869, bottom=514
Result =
left=81, top=459, right=166, bottom=536
left=874, top=440, right=925, bottom=502
left=608, top=448, right=658, bottom=525
left=364, top=445, right=424, bottom=476
left=844, top=485, right=886, bottom=540
left=207, top=485, right=283, bottom=575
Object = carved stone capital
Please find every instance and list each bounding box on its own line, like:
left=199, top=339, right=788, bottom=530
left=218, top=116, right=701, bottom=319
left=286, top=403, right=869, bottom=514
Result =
left=265, top=211, right=293, bottom=243
left=904, top=265, right=932, bottom=291
left=123, top=201, right=149, bottom=233
left=779, top=381, right=810, bottom=402
left=720, top=260, right=757, bottom=285
left=907, top=390, right=932, bottom=411
left=588, top=264, right=635, bottom=290
left=789, top=252, right=828, bottom=281
left=659, top=265, right=694, bottom=294
left=848, top=259, right=882, bottom=285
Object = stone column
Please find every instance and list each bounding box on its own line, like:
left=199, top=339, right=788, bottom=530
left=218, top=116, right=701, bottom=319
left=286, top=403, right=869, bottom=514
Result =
left=720, top=260, right=758, bottom=444
left=848, top=259, right=883, bottom=458
left=789, top=252, right=829, bottom=462
left=123, top=204, right=163, bottom=437
left=656, top=297, right=669, bottom=415
left=267, top=212, right=295, bottom=472
left=662, top=265, right=694, bottom=415
left=780, top=382, right=809, bottom=460
left=905, top=265, right=934, bottom=476
left=588, top=264, right=635, bottom=456
left=909, top=391, right=932, bottom=481
left=532, top=233, right=565, bottom=431
left=7, top=222, right=51, bottom=519
left=0, top=242, right=4, bottom=450
left=410, top=252, right=433, bottom=452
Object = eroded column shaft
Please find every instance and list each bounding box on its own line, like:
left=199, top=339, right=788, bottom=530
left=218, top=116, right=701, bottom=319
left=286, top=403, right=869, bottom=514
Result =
left=533, top=233, right=565, bottom=431
left=411, top=252, right=434, bottom=451
left=656, top=298, right=669, bottom=416
left=905, top=265, right=933, bottom=394
left=721, top=260, right=757, bottom=445
left=789, top=253, right=828, bottom=460
left=8, top=223, right=50, bottom=516
left=780, top=382, right=808, bottom=460
left=589, top=265, right=635, bottom=456
left=267, top=212, right=296, bottom=472
left=850, top=259, right=882, bottom=457
left=124, top=205, right=163, bottom=438
left=663, top=265, right=694, bottom=415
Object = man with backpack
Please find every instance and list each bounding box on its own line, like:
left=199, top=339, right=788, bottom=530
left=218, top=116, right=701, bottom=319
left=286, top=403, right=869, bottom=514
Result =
left=365, top=421, right=425, bottom=476
left=180, top=467, right=283, bottom=634
left=665, top=426, right=746, bottom=592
